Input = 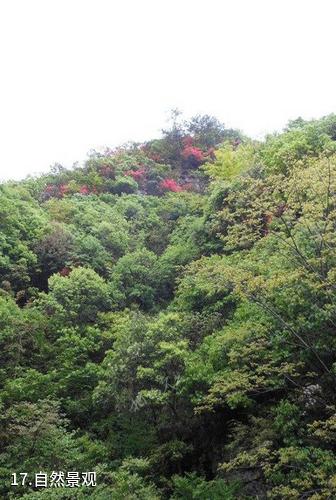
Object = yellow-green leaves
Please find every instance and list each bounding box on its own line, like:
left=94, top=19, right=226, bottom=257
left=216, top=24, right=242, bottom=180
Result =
left=202, top=141, right=257, bottom=181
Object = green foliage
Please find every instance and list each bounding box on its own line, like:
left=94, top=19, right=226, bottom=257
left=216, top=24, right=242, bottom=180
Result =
left=0, top=400, right=82, bottom=498
left=171, top=473, right=239, bottom=499
left=46, top=267, right=113, bottom=323
left=113, top=175, right=138, bottom=195
left=202, top=141, right=256, bottom=181
left=0, top=184, right=47, bottom=291
left=34, top=223, right=74, bottom=283
left=2, top=113, right=336, bottom=499
left=111, top=249, right=160, bottom=310
left=258, top=117, right=336, bottom=174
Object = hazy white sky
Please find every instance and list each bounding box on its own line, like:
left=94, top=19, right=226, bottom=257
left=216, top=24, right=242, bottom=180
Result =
left=0, top=0, right=335, bottom=180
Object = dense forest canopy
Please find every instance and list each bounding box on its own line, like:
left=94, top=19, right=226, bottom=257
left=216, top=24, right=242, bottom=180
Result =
left=1, top=113, right=336, bottom=498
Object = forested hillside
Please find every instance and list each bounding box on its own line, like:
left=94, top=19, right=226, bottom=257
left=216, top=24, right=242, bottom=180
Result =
left=2, top=113, right=336, bottom=499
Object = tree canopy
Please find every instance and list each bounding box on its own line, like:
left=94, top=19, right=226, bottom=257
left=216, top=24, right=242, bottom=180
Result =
left=2, top=113, right=336, bottom=498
